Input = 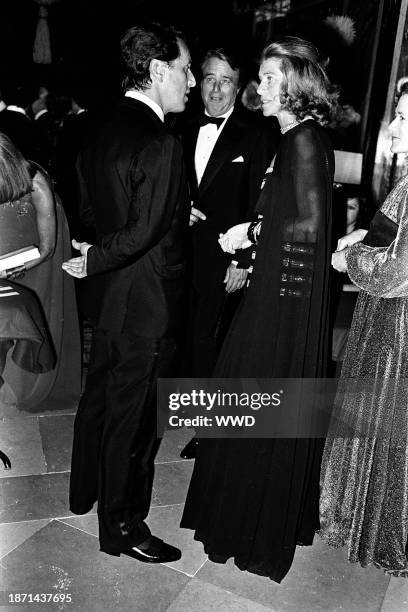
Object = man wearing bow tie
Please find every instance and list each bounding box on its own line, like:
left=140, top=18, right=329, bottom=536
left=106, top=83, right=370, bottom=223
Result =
left=180, top=48, right=279, bottom=458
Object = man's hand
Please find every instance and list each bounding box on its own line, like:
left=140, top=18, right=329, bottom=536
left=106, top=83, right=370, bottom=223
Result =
left=189, top=207, right=206, bottom=226
left=224, top=263, right=248, bottom=293
left=337, top=228, right=367, bottom=252
left=61, top=239, right=92, bottom=278
left=219, top=222, right=251, bottom=253
left=331, top=248, right=348, bottom=273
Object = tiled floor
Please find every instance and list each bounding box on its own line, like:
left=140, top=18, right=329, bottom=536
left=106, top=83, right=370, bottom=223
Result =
left=1, top=405, right=408, bottom=611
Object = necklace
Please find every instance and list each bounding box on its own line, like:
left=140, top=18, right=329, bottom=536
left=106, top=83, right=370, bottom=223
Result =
left=280, top=120, right=300, bottom=134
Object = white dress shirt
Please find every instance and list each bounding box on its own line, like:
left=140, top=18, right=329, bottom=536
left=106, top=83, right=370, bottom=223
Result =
left=125, top=90, right=164, bottom=123
left=194, top=106, right=234, bottom=185
left=34, top=109, right=48, bottom=121
left=6, top=105, right=27, bottom=116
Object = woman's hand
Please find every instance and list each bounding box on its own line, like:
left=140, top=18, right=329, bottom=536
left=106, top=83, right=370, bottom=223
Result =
left=0, top=265, right=26, bottom=280
left=219, top=222, right=251, bottom=253
left=336, top=228, right=367, bottom=252
left=331, top=249, right=348, bottom=273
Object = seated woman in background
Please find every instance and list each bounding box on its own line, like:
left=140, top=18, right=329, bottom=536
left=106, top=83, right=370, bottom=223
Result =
left=0, top=132, right=81, bottom=412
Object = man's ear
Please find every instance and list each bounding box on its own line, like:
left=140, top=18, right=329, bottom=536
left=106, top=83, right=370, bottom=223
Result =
left=150, top=59, right=167, bottom=83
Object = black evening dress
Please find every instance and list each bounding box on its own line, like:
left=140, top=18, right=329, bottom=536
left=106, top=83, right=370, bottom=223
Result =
left=181, top=120, right=334, bottom=583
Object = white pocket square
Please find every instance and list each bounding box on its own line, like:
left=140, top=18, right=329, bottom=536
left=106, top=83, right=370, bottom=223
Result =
left=232, top=156, right=244, bottom=162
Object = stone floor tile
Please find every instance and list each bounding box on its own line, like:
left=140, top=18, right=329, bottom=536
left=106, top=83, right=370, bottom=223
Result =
left=1, top=520, right=189, bottom=612
left=0, top=401, right=76, bottom=419
left=0, top=519, right=51, bottom=559
left=0, top=402, right=19, bottom=419
left=38, top=415, right=75, bottom=473
left=151, top=461, right=193, bottom=507
left=0, top=418, right=46, bottom=478
left=167, top=578, right=275, bottom=611
left=196, top=557, right=281, bottom=609
left=60, top=505, right=208, bottom=578
left=0, top=473, right=71, bottom=523
left=380, top=576, right=408, bottom=611
left=58, top=515, right=98, bottom=539
left=155, top=427, right=195, bottom=463
left=145, top=504, right=207, bottom=577
left=196, top=536, right=390, bottom=612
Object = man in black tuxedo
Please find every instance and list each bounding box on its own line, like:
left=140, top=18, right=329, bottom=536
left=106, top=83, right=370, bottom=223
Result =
left=180, top=48, right=279, bottom=457
left=55, top=91, right=93, bottom=238
left=0, top=83, right=40, bottom=163
left=62, top=23, right=195, bottom=564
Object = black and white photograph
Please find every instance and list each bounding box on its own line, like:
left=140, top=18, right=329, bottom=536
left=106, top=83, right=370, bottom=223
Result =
left=1, top=0, right=408, bottom=610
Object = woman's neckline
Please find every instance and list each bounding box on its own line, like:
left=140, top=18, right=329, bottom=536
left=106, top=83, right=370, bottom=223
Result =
left=280, top=117, right=312, bottom=135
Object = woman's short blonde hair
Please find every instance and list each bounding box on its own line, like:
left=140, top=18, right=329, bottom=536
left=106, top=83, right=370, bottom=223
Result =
left=262, top=36, right=338, bottom=125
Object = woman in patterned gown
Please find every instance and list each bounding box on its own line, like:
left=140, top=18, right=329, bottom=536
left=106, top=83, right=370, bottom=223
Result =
left=320, top=82, right=408, bottom=576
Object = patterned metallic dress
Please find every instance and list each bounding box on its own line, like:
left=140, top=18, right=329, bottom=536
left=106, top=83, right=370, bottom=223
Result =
left=320, top=174, right=408, bottom=576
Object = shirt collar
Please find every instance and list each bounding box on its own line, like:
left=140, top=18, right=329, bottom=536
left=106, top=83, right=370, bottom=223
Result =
left=34, top=109, right=48, bottom=120
left=7, top=105, right=27, bottom=116
left=125, top=90, right=164, bottom=122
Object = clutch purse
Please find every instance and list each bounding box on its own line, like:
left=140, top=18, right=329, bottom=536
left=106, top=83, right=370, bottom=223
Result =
left=0, top=245, right=40, bottom=273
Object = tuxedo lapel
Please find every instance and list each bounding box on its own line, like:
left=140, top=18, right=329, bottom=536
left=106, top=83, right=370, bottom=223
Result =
left=184, top=123, right=200, bottom=200
left=198, top=114, right=242, bottom=198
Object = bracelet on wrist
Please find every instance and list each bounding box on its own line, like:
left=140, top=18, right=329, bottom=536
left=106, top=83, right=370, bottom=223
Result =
left=247, top=220, right=262, bottom=245
left=247, top=221, right=257, bottom=245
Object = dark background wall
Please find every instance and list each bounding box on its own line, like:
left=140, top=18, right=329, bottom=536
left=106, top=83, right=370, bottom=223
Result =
left=0, top=0, right=403, bottom=185
left=0, top=1, right=378, bottom=100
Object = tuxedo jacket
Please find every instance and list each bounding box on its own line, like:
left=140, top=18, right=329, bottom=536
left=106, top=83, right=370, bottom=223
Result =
left=77, top=97, right=190, bottom=338
left=33, top=111, right=58, bottom=174
left=182, top=106, right=279, bottom=291
left=56, top=111, right=92, bottom=235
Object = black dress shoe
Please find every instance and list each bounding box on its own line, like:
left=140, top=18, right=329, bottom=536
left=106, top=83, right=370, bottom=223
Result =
left=180, top=437, right=199, bottom=459
left=101, top=536, right=181, bottom=564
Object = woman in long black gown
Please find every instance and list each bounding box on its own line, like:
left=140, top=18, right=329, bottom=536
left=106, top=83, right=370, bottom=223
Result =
left=181, top=37, right=337, bottom=582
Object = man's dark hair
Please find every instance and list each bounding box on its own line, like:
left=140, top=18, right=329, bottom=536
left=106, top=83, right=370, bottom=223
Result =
left=121, top=23, right=183, bottom=91
left=2, top=82, right=33, bottom=110
left=200, top=48, right=241, bottom=83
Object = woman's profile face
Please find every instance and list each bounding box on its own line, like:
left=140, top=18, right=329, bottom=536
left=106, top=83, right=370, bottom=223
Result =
left=389, top=94, right=408, bottom=154
left=257, top=57, right=284, bottom=116
left=346, top=197, right=359, bottom=230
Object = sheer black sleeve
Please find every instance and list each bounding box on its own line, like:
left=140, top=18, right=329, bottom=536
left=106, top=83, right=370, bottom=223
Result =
left=283, top=128, right=329, bottom=244
left=278, top=127, right=332, bottom=299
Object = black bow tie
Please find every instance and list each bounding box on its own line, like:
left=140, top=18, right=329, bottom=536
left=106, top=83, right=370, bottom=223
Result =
left=198, top=114, right=225, bottom=129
